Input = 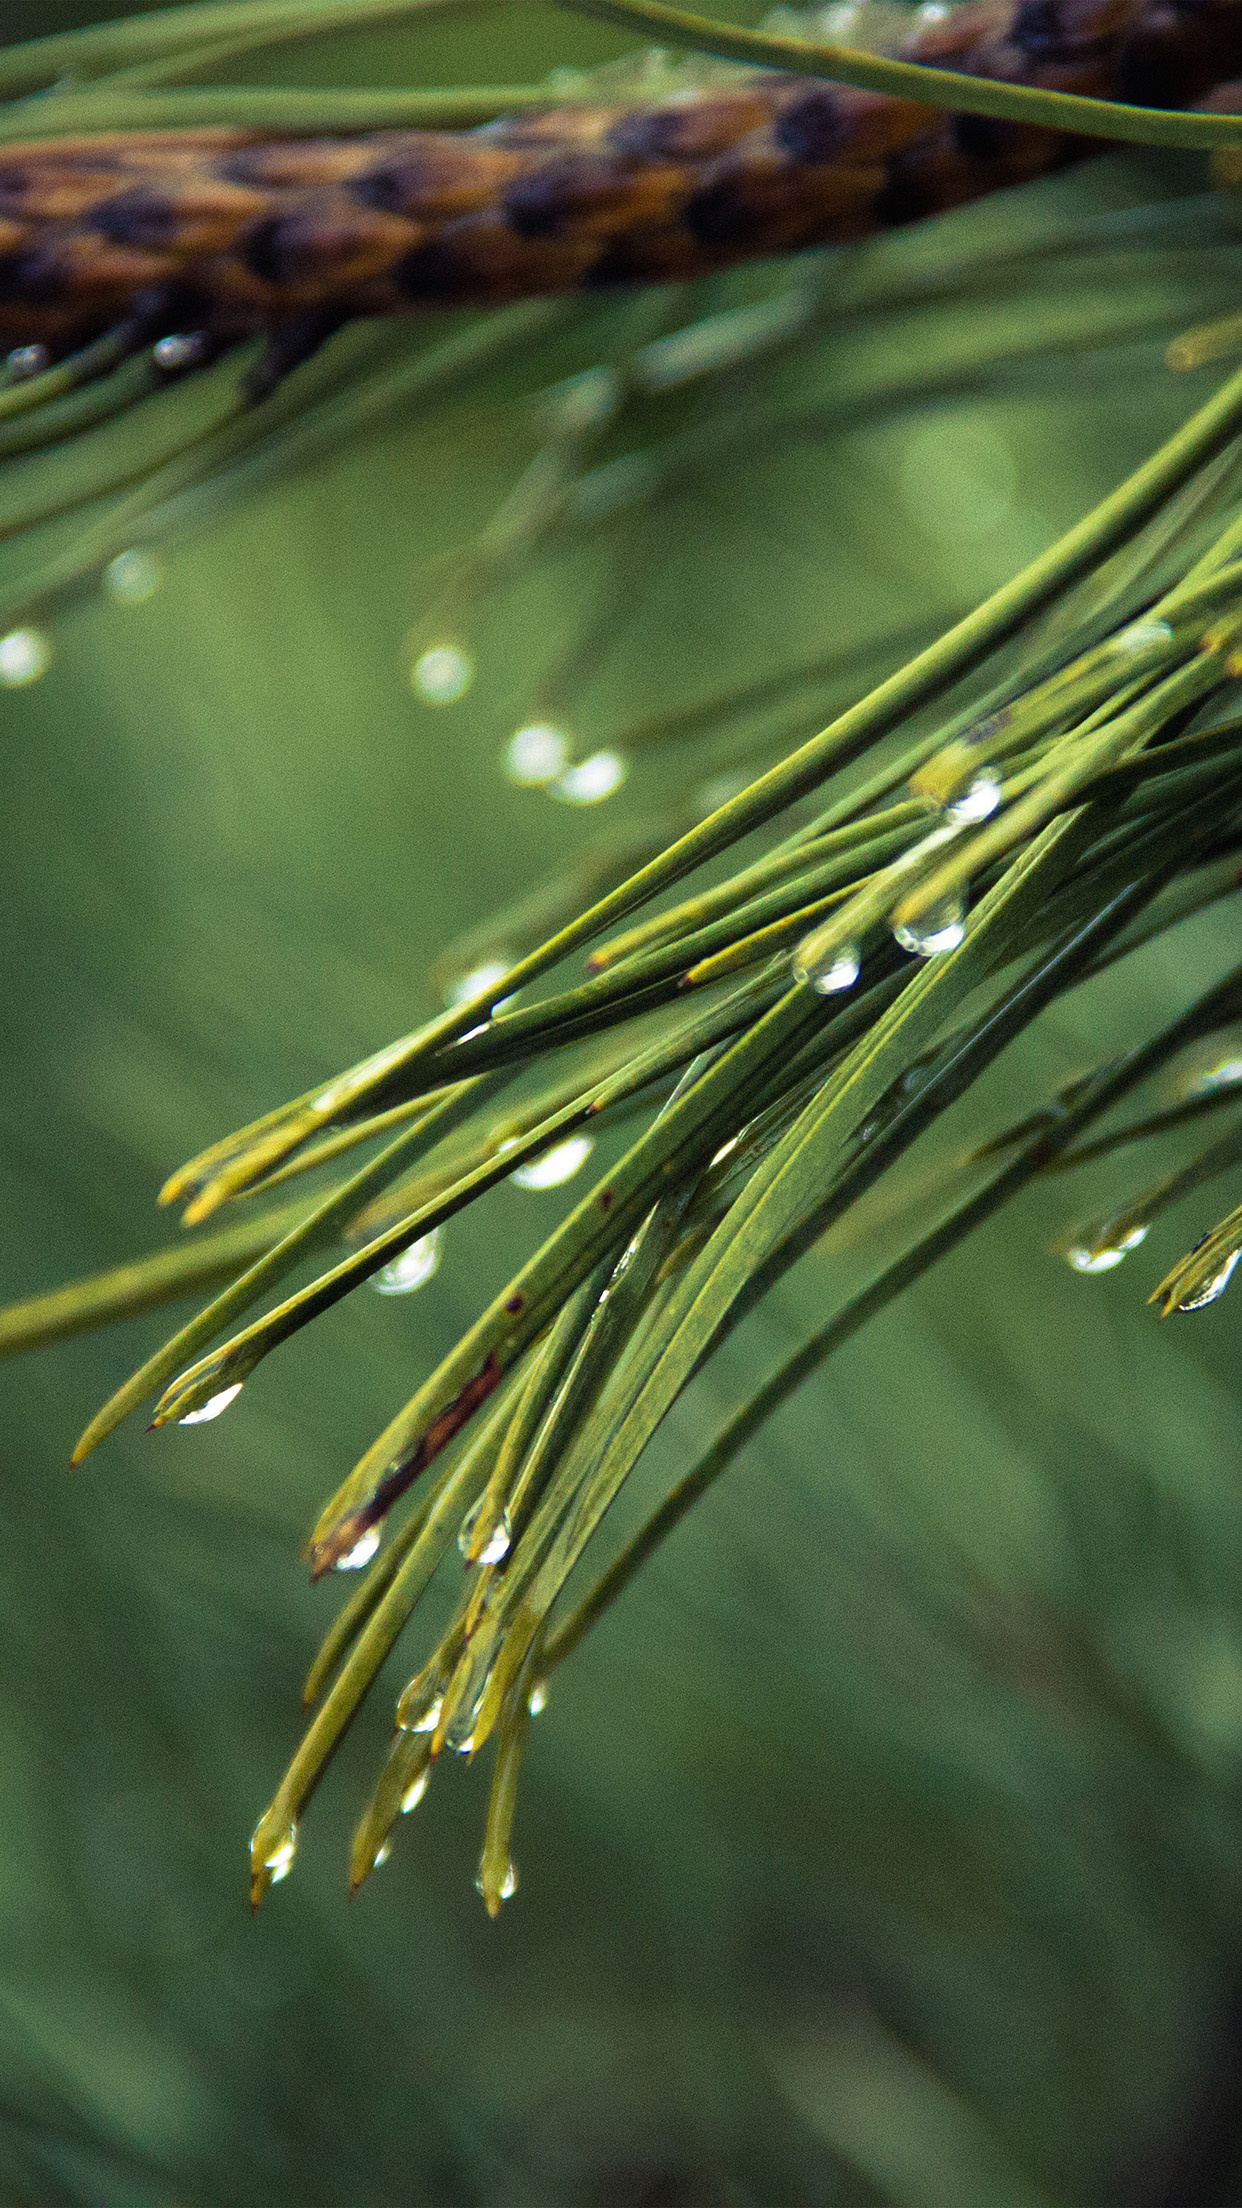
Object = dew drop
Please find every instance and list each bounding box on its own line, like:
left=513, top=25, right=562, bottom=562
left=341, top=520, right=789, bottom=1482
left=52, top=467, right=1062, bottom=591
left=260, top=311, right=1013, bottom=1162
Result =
left=5, top=343, right=48, bottom=382
left=444, top=1661, right=490, bottom=1754
left=511, top=1134, right=594, bottom=1190
left=528, top=1681, right=548, bottom=1716
left=505, top=722, right=570, bottom=786
left=794, top=941, right=861, bottom=996
left=474, top=1859, right=519, bottom=1904
left=1115, top=617, right=1174, bottom=655
left=153, top=331, right=206, bottom=372
left=479, top=1517, right=512, bottom=1566
left=373, top=1229, right=442, bottom=1296
left=0, top=627, right=50, bottom=686
left=373, top=1840, right=392, bottom=1867
left=445, top=961, right=511, bottom=1008
left=1064, top=1223, right=1149, bottom=1274
left=457, top=1496, right=512, bottom=1564
left=1179, top=1248, right=1241, bottom=1310
left=104, top=548, right=162, bottom=605
left=401, top=1770, right=430, bottom=1813
left=1187, top=1057, right=1242, bottom=1097
left=893, top=898, right=966, bottom=958
left=178, top=1381, right=243, bottom=1425
left=947, top=774, right=1001, bottom=825
left=552, top=750, right=627, bottom=805
left=397, top=1690, right=444, bottom=1736
left=334, top=1525, right=381, bottom=1571
left=412, top=643, right=473, bottom=704
left=255, top=1821, right=297, bottom=1884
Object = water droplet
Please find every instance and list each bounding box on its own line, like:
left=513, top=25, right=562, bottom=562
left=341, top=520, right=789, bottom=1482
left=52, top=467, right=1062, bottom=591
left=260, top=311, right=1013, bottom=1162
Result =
left=479, top=1517, right=511, bottom=1566
left=412, top=643, right=473, bottom=704
left=552, top=750, right=627, bottom=805
left=5, top=343, right=48, bottom=382
left=442, top=1652, right=490, bottom=1754
left=893, top=898, right=966, bottom=958
left=397, top=1688, right=444, bottom=1735
left=475, top=1860, right=519, bottom=1903
left=793, top=941, right=861, bottom=996
left=1187, top=1057, right=1242, bottom=1097
left=511, top=1133, right=594, bottom=1190
left=373, top=1840, right=392, bottom=1867
left=0, top=627, right=50, bottom=686
left=1115, top=618, right=1174, bottom=655
left=528, top=1681, right=548, bottom=1716
left=372, top=1229, right=442, bottom=1296
left=401, top=1770, right=430, bottom=1813
left=505, top=722, right=570, bottom=786
left=457, top=1496, right=512, bottom=1565
left=1064, top=1223, right=1149, bottom=1274
left=947, top=774, right=1001, bottom=825
left=710, top=1134, right=741, bottom=1167
left=104, top=548, right=162, bottom=605
left=1179, top=1248, right=1241, bottom=1310
left=445, top=961, right=511, bottom=1009
left=334, top=1525, right=381, bottom=1571
left=255, top=1821, right=297, bottom=1884
left=152, top=331, right=206, bottom=372
left=178, top=1381, right=243, bottom=1425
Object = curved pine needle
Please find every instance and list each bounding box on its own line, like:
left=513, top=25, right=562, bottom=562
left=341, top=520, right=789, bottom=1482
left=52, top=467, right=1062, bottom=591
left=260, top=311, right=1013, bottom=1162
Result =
left=558, top=0, right=1242, bottom=150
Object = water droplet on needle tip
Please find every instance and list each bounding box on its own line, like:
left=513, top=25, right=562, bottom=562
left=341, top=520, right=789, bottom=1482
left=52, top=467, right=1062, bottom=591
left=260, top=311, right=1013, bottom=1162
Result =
left=1065, top=1224, right=1148, bottom=1274
left=334, top=1525, right=381, bottom=1571
left=893, top=899, right=966, bottom=958
left=1179, top=1248, right=1240, bottom=1310
left=178, top=1382, right=243, bottom=1425
left=793, top=942, right=860, bottom=995
left=458, top=1496, right=512, bottom=1564
left=475, top=1860, right=518, bottom=1909
left=947, top=774, right=1001, bottom=825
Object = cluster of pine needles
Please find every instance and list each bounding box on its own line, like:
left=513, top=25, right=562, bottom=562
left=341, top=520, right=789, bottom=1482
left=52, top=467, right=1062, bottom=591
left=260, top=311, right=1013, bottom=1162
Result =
left=9, top=352, right=1242, bottom=1907
left=10, top=0, right=1242, bottom=1912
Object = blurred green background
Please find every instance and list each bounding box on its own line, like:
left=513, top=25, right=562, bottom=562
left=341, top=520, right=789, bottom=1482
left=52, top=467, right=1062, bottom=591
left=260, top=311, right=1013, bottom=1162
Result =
left=8, top=4, right=1242, bottom=2201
